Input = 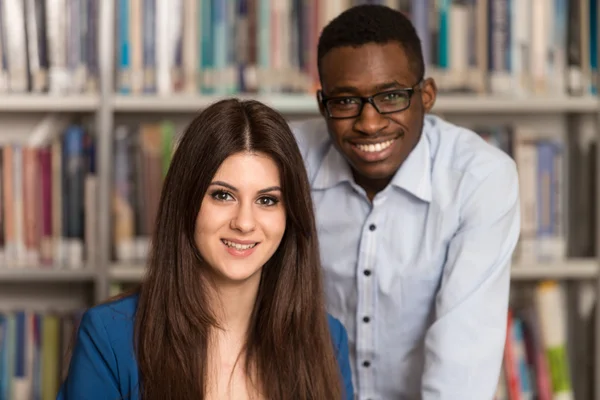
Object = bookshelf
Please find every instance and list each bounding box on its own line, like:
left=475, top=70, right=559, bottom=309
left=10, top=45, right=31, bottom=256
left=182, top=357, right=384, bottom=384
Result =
left=112, top=94, right=600, bottom=114
left=0, top=95, right=99, bottom=112
left=0, top=0, right=598, bottom=399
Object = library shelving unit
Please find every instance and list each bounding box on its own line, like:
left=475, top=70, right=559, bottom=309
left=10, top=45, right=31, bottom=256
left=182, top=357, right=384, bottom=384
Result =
left=0, top=0, right=599, bottom=399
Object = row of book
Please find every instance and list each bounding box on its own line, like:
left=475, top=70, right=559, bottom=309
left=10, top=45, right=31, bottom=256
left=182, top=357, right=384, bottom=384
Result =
left=0, top=282, right=584, bottom=400
left=113, top=121, right=174, bottom=263
left=109, top=120, right=571, bottom=266
left=110, top=282, right=593, bottom=399
left=0, top=117, right=580, bottom=269
left=0, top=116, right=97, bottom=269
left=495, top=281, right=578, bottom=400
left=0, top=0, right=99, bottom=94
left=3, top=0, right=594, bottom=97
left=113, top=0, right=598, bottom=97
left=425, top=0, right=598, bottom=97
left=474, top=125, right=568, bottom=263
left=497, top=279, right=598, bottom=400
left=0, top=309, right=81, bottom=400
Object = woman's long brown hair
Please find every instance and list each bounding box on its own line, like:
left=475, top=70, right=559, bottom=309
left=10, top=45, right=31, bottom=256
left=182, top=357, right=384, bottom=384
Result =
left=133, top=99, right=344, bottom=399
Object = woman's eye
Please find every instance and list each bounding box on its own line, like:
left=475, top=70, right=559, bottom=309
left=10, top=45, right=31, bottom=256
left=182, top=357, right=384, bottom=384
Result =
left=258, top=196, right=278, bottom=206
left=212, top=190, right=233, bottom=201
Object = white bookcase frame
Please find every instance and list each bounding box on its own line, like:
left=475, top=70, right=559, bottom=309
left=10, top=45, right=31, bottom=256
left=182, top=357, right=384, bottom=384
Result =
left=0, top=0, right=597, bottom=398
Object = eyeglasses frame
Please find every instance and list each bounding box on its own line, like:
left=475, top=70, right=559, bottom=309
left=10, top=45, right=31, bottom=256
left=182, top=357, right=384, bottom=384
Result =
left=317, top=80, right=424, bottom=120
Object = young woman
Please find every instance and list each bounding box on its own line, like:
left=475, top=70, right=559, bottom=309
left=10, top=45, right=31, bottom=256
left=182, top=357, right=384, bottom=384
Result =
left=57, top=99, right=354, bottom=400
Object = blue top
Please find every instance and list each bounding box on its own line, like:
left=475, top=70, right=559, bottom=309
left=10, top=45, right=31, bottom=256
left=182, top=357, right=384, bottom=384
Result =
left=290, top=114, right=520, bottom=399
left=57, top=294, right=354, bottom=399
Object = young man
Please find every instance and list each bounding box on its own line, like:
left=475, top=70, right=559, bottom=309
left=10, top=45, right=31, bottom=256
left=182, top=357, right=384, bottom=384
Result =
left=290, top=4, right=520, bottom=400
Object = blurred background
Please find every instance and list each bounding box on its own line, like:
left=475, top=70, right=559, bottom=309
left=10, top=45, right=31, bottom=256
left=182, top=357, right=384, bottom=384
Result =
left=0, top=0, right=597, bottom=399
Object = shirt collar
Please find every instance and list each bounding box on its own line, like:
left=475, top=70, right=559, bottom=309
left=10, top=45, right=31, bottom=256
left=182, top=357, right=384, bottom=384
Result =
left=312, top=122, right=433, bottom=203
left=312, top=142, right=355, bottom=190
left=388, top=128, right=432, bottom=202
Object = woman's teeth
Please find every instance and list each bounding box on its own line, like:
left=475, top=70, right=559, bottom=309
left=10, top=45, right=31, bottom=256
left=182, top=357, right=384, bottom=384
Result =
left=222, top=240, right=257, bottom=250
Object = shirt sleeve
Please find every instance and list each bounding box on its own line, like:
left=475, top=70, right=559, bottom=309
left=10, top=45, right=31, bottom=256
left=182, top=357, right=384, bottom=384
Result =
left=421, top=160, right=520, bottom=399
left=57, top=309, right=121, bottom=400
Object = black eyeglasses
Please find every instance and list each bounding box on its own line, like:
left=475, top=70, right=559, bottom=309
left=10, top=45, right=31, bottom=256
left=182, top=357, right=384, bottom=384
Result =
left=318, top=81, right=422, bottom=119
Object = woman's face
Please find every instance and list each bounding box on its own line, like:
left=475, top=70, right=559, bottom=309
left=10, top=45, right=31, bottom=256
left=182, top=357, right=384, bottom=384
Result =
left=195, top=151, right=286, bottom=286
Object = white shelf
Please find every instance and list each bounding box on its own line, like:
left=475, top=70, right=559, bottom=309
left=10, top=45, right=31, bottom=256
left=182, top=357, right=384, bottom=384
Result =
left=0, top=267, right=96, bottom=282
left=0, top=94, right=100, bottom=112
left=4, top=260, right=592, bottom=283
left=433, top=95, right=599, bottom=113
left=109, top=263, right=146, bottom=281
left=511, top=259, right=598, bottom=279
left=111, top=94, right=598, bottom=114
left=108, top=259, right=599, bottom=283
left=112, top=93, right=319, bottom=113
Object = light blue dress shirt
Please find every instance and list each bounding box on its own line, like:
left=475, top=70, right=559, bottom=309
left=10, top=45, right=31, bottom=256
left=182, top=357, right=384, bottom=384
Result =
left=290, top=114, right=521, bottom=400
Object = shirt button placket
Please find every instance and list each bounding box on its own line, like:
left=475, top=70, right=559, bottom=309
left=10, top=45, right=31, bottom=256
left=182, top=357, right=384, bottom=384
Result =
left=357, top=219, right=377, bottom=399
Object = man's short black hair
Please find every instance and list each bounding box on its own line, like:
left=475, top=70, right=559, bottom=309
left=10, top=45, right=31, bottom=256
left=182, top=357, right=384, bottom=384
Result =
left=317, top=4, right=425, bottom=82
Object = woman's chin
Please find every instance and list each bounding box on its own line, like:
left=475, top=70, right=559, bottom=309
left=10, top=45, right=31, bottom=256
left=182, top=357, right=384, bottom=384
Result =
left=212, top=265, right=263, bottom=286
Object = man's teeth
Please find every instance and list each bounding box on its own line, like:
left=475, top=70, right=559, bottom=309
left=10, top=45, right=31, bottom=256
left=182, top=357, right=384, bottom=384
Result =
left=222, top=240, right=257, bottom=250
left=354, top=139, right=395, bottom=153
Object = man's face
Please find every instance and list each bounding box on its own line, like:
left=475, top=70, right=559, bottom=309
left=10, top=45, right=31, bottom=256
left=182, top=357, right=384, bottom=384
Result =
left=317, top=42, right=437, bottom=187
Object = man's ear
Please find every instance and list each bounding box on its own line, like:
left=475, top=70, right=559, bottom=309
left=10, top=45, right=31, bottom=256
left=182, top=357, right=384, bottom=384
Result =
left=316, top=90, right=327, bottom=118
left=420, top=78, right=437, bottom=113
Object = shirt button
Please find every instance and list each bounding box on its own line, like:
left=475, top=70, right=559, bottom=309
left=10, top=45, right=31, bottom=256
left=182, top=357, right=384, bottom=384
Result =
left=363, top=316, right=370, bottom=323
left=369, top=223, right=376, bottom=231
left=362, top=360, right=371, bottom=368
left=363, top=269, right=371, bottom=276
